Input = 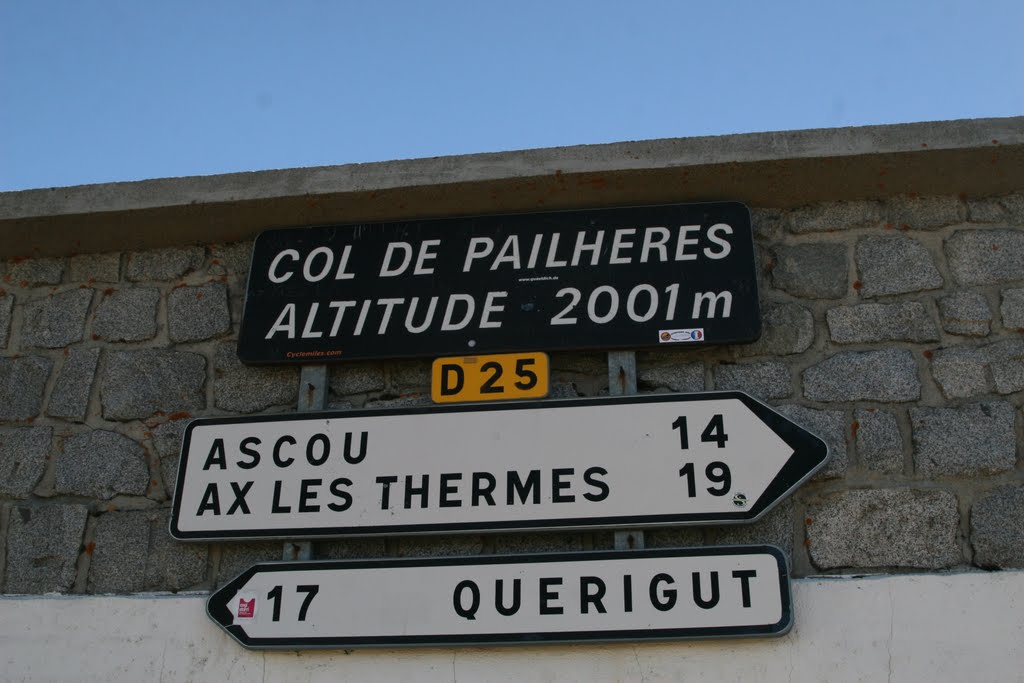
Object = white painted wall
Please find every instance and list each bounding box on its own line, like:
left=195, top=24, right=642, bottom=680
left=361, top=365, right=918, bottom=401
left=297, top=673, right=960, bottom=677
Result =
left=3, top=571, right=1022, bottom=683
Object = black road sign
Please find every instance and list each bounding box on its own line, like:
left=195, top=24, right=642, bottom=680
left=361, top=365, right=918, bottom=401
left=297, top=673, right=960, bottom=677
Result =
left=238, top=202, right=759, bottom=364
left=208, top=546, right=792, bottom=649
left=170, top=392, right=828, bottom=541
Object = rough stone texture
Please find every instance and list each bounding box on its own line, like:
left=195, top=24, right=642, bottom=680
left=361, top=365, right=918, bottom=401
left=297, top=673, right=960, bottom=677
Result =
left=882, top=194, right=966, bottom=230
left=0, top=426, right=51, bottom=497
left=88, top=510, right=149, bottom=593
left=732, top=302, right=814, bottom=357
left=638, top=363, right=704, bottom=392
left=144, top=509, right=208, bottom=591
left=644, top=527, right=704, bottom=548
left=4, top=257, right=64, bottom=285
left=158, top=458, right=178, bottom=498
left=548, top=353, right=608, bottom=377
left=548, top=381, right=580, bottom=398
left=151, top=418, right=189, bottom=459
left=1000, top=287, right=1024, bottom=330
left=490, top=532, right=584, bottom=554
left=854, top=409, right=903, bottom=474
left=216, top=543, right=284, bottom=587
left=328, top=363, right=387, bottom=396
left=803, top=349, right=920, bottom=402
left=389, top=360, right=432, bottom=390
left=125, top=246, right=204, bottom=281
left=68, top=252, right=120, bottom=283
left=946, top=229, right=1024, bottom=285
left=707, top=499, right=794, bottom=553
left=398, top=535, right=483, bottom=557
left=929, top=339, right=1024, bottom=398
left=214, top=341, right=297, bottom=412
left=966, top=193, right=1024, bottom=223
left=714, top=361, right=790, bottom=399
left=987, top=338, right=1024, bottom=394
left=168, top=283, right=230, bottom=342
left=991, top=363, right=1024, bottom=395
left=971, top=486, right=1024, bottom=569
left=856, top=236, right=943, bottom=297
left=938, top=291, right=992, bottom=336
left=807, top=489, right=961, bottom=569
left=47, top=347, right=101, bottom=420
left=770, top=243, right=848, bottom=298
left=0, top=355, right=52, bottom=421
left=100, top=349, right=206, bottom=420
left=365, top=394, right=431, bottom=409
left=22, top=288, right=93, bottom=348
left=316, top=538, right=389, bottom=560
left=0, top=292, right=13, bottom=348
left=787, top=200, right=882, bottom=234
left=929, top=346, right=989, bottom=399
left=4, top=504, right=88, bottom=593
left=776, top=405, right=847, bottom=479
left=750, top=208, right=784, bottom=239
left=88, top=509, right=207, bottom=593
left=209, top=241, right=253, bottom=275
left=151, top=418, right=189, bottom=494
left=826, top=302, right=939, bottom=344
left=54, top=430, right=149, bottom=499
left=550, top=372, right=605, bottom=398
left=911, top=402, right=1017, bottom=477
left=92, top=288, right=159, bottom=341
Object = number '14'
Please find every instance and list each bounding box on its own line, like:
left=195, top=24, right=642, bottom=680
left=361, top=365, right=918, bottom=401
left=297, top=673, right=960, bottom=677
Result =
left=672, top=414, right=732, bottom=497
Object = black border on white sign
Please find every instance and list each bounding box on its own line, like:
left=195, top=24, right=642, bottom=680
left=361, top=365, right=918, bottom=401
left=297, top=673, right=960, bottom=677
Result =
left=207, top=545, right=793, bottom=649
left=170, top=392, right=829, bottom=541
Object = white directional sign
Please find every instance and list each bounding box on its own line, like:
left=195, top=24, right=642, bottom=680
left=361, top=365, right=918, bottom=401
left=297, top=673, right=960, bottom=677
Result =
left=208, top=546, right=793, bottom=648
left=170, top=392, right=828, bottom=540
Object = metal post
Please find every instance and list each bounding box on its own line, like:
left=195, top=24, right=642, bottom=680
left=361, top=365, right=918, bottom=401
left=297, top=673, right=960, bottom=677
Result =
left=283, top=364, right=329, bottom=561
left=607, top=351, right=645, bottom=551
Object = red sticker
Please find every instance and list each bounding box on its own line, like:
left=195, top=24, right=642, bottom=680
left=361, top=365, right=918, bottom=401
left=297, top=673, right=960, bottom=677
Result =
left=237, top=598, right=256, bottom=618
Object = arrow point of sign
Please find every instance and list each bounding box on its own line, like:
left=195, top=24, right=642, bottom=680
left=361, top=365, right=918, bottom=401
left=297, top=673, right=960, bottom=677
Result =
left=727, top=392, right=830, bottom=521
left=207, top=565, right=263, bottom=649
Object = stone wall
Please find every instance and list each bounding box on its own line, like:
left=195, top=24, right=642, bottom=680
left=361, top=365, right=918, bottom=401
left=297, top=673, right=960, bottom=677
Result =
left=1, top=192, right=1022, bottom=595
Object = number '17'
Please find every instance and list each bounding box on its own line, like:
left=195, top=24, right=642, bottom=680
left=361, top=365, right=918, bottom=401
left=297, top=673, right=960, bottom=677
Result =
left=267, top=584, right=320, bottom=622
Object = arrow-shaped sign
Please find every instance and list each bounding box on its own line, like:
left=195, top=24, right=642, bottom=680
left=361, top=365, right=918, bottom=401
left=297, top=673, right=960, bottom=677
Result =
left=170, top=392, right=828, bottom=541
left=208, top=546, right=792, bottom=649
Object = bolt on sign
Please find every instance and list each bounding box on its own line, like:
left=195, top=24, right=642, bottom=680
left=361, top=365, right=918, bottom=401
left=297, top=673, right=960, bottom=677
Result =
left=208, top=546, right=792, bottom=649
left=237, top=202, right=759, bottom=364
left=169, top=392, right=828, bottom=541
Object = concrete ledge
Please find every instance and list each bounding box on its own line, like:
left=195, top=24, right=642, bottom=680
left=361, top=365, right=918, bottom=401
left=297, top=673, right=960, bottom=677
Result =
left=1, top=571, right=1022, bottom=682
left=1, top=116, right=1022, bottom=258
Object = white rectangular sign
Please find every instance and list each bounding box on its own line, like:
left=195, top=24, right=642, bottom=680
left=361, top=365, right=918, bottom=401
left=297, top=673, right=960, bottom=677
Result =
left=208, top=546, right=792, bottom=648
left=170, top=393, right=828, bottom=540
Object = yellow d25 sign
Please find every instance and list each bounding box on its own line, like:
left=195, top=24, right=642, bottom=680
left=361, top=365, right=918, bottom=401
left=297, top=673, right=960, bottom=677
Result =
left=431, top=352, right=549, bottom=403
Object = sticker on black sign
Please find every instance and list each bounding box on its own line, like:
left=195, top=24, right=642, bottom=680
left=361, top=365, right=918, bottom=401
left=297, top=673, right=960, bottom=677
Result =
left=238, top=202, right=760, bottom=363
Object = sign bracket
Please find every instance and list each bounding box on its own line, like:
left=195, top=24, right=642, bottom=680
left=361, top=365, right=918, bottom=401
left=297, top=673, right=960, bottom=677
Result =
left=282, top=364, right=329, bottom=561
left=607, top=350, right=645, bottom=552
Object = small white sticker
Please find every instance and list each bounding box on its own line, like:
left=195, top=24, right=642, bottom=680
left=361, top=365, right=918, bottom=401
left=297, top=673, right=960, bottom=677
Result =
left=658, top=328, right=705, bottom=343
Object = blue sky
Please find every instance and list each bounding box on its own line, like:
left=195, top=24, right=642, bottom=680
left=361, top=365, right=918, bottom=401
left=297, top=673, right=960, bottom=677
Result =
left=2, top=1, right=1022, bottom=191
